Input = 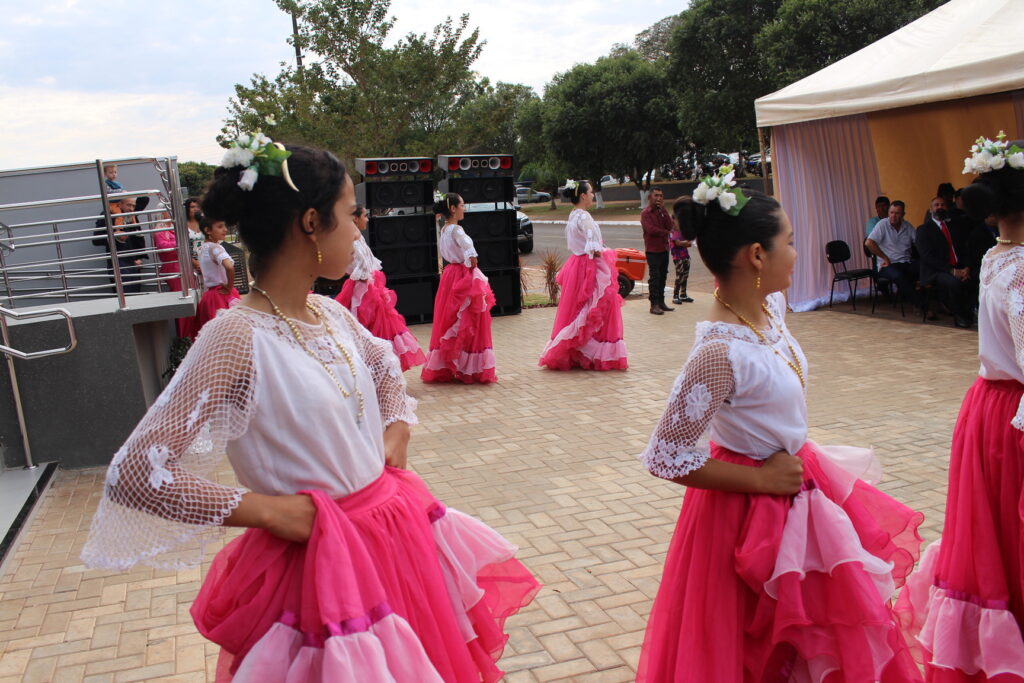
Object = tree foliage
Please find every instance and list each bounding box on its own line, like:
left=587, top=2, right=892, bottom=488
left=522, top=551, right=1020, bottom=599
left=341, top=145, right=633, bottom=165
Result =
left=177, top=161, right=216, bottom=198
left=755, top=0, right=947, bottom=91
left=541, top=52, right=679, bottom=193
left=222, top=0, right=537, bottom=171
left=634, top=14, right=683, bottom=62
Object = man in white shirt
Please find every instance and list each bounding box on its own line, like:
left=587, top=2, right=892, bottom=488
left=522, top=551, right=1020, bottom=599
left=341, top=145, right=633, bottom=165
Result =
left=866, top=200, right=917, bottom=304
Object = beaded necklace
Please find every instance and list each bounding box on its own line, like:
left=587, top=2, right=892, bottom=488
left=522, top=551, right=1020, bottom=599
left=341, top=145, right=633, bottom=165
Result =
left=713, top=288, right=806, bottom=389
left=250, top=284, right=365, bottom=423
left=996, top=238, right=1024, bottom=247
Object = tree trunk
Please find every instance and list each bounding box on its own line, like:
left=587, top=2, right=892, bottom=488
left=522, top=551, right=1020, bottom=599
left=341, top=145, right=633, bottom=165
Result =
left=595, top=191, right=605, bottom=209
left=639, top=189, right=649, bottom=209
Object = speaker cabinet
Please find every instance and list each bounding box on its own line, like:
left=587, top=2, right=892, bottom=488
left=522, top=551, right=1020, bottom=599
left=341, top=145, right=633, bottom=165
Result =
left=438, top=177, right=514, bottom=204
left=366, top=214, right=439, bottom=278
left=389, top=274, right=440, bottom=324
left=483, top=267, right=522, bottom=317
left=356, top=180, right=433, bottom=210
left=221, top=242, right=250, bottom=294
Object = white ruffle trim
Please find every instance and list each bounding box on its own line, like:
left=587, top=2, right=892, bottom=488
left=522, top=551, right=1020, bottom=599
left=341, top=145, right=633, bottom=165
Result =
left=423, top=348, right=496, bottom=376
left=918, top=587, right=1024, bottom=677
left=541, top=253, right=614, bottom=356
left=431, top=508, right=518, bottom=641
left=577, top=338, right=628, bottom=363
left=232, top=613, right=442, bottom=682
left=638, top=437, right=709, bottom=480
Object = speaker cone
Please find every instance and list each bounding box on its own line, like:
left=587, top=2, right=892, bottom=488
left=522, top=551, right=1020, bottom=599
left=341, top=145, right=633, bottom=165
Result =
left=488, top=157, right=501, bottom=170
left=378, top=161, right=390, bottom=174
left=400, top=182, right=422, bottom=205
left=398, top=161, right=408, bottom=172
left=408, top=160, right=420, bottom=173
left=459, top=158, right=472, bottom=171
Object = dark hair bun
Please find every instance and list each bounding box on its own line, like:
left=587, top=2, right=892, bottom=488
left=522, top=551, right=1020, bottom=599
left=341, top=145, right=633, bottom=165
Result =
left=687, top=189, right=783, bottom=277
left=432, top=193, right=460, bottom=218
left=961, top=145, right=1024, bottom=219
left=560, top=180, right=590, bottom=204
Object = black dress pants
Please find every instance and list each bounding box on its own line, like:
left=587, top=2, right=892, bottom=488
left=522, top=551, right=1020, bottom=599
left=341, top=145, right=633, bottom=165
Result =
left=646, top=251, right=669, bottom=305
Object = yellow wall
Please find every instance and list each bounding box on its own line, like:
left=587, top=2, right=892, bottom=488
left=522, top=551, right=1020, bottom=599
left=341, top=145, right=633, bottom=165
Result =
left=867, top=93, right=1020, bottom=223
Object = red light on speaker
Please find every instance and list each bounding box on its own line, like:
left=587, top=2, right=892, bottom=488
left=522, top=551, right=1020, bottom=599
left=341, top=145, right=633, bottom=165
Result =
left=499, top=157, right=512, bottom=170
left=365, top=161, right=378, bottom=175
left=420, top=159, right=433, bottom=173
left=448, top=158, right=461, bottom=171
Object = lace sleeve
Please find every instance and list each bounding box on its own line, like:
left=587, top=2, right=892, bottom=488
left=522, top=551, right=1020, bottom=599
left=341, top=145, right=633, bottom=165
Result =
left=453, top=226, right=478, bottom=266
left=579, top=212, right=603, bottom=254
left=347, top=237, right=381, bottom=280
left=81, top=311, right=256, bottom=570
left=319, top=296, right=418, bottom=428
left=638, top=339, right=735, bottom=479
left=1005, top=262, right=1024, bottom=430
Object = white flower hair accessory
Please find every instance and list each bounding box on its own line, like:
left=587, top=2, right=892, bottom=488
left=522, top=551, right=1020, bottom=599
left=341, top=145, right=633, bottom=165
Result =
left=692, top=164, right=748, bottom=216
left=963, top=131, right=1024, bottom=175
left=564, top=179, right=579, bottom=194
left=221, top=132, right=300, bottom=192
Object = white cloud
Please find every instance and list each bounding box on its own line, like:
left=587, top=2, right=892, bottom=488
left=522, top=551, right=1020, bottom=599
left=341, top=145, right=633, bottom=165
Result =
left=0, top=86, right=227, bottom=168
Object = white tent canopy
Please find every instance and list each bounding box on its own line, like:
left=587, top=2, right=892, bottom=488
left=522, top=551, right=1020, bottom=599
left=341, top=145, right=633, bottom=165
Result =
left=755, top=0, right=1024, bottom=128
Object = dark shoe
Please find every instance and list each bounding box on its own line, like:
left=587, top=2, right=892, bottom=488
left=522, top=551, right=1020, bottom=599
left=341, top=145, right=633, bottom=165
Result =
left=649, top=306, right=664, bottom=315
left=672, top=297, right=683, bottom=305
left=680, top=296, right=694, bottom=303
left=658, top=302, right=675, bottom=311
left=954, top=316, right=973, bottom=329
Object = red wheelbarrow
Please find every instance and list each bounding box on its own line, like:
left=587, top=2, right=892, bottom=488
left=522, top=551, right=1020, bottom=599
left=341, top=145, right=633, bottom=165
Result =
left=615, top=248, right=646, bottom=297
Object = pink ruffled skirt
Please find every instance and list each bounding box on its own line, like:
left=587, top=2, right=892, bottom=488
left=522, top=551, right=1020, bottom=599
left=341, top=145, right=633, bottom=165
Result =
left=895, top=378, right=1024, bottom=681
left=337, top=271, right=426, bottom=372
left=192, top=467, right=539, bottom=682
left=195, top=286, right=240, bottom=335
left=539, top=250, right=627, bottom=371
left=422, top=264, right=497, bottom=384
left=638, top=441, right=924, bottom=682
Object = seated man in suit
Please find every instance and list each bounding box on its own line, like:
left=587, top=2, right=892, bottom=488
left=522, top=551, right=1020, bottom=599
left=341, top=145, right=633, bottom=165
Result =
left=866, top=200, right=917, bottom=304
left=916, top=196, right=973, bottom=328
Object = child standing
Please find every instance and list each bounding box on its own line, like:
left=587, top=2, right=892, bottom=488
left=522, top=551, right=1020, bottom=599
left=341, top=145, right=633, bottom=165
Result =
left=194, top=215, right=240, bottom=333
left=670, top=197, right=694, bottom=304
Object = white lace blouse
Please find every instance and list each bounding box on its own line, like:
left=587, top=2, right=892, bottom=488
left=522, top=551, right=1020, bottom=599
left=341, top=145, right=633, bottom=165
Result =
left=346, top=235, right=382, bottom=281
left=439, top=223, right=477, bottom=267
left=566, top=208, right=605, bottom=256
left=199, top=241, right=231, bottom=288
left=639, top=292, right=808, bottom=480
left=82, top=296, right=418, bottom=570
left=977, top=246, right=1024, bottom=428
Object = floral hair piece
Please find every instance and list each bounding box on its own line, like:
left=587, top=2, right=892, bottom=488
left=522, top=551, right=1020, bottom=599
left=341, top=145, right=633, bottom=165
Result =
left=220, top=133, right=299, bottom=192
left=692, top=164, right=748, bottom=216
left=963, top=131, right=1024, bottom=175
left=564, top=179, right=579, bottom=196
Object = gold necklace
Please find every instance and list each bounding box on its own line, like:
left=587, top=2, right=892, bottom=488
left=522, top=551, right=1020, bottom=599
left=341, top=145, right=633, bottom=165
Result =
left=996, top=238, right=1024, bottom=247
left=713, top=288, right=806, bottom=389
left=250, top=284, right=365, bottom=423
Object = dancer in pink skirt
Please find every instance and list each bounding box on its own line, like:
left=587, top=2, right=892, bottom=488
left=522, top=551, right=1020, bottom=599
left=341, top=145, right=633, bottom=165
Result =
left=637, top=167, right=924, bottom=682
left=895, top=133, right=1024, bottom=681
left=193, top=214, right=241, bottom=334
left=421, top=193, right=497, bottom=384
left=82, top=138, right=538, bottom=682
left=336, top=204, right=425, bottom=371
left=538, top=179, right=627, bottom=371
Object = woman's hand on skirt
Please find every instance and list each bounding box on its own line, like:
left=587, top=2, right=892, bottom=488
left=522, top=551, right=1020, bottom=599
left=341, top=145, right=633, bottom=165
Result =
left=383, top=421, right=411, bottom=469
left=262, top=494, right=317, bottom=543
left=757, top=451, right=804, bottom=495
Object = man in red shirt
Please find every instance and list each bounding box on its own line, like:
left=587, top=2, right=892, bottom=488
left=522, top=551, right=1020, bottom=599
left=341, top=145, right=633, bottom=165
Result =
left=641, top=187, right=674, bottom=315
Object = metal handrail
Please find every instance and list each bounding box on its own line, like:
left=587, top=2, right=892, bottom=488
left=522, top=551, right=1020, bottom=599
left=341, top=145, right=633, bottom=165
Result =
left=0, top=304, right=77, bottom=469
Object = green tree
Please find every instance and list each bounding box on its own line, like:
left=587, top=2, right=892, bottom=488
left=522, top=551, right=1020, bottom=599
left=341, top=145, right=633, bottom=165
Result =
left=634, top=14, right=683, bottom=62
left=450, top=81, right=537, bottom=158
left=541, top=52, right=679, bottom=205
left=755, top=0, right=946, bottom=90
left=177, top=161, right=216, bottom=198
left=222, top=0, right=485, bottom=168
left=667, top=0, right=782, bottom=154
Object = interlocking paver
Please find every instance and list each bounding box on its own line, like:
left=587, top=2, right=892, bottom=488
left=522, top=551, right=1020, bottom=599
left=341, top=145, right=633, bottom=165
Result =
left=0, top=266, right=977, bottom=680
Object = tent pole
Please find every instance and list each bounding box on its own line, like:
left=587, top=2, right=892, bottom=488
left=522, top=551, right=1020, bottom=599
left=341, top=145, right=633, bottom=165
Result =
left=757, top=127, right=772, bottom=196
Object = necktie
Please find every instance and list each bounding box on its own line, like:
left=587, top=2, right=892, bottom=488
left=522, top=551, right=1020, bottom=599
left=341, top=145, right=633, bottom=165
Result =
left=939, top=221, right=957, bottom=267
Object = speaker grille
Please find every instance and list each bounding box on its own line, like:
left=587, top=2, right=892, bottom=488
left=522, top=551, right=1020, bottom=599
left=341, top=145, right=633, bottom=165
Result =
left=356, top=180, right=433, bottom=209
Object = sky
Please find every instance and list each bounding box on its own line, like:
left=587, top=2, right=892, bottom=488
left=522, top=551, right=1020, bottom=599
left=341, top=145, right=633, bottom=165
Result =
left=1, top=0, right=680, bottom=169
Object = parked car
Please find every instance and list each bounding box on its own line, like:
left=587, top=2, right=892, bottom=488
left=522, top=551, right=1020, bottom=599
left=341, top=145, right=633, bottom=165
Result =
left=464, top=202, right=533, bottom=254
left=515, top=186, right=551, bottom=203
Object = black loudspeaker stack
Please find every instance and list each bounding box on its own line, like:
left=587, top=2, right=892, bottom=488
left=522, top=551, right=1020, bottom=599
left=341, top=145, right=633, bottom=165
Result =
left=437, top=154, right=521, bottom=317
left=356, top=157, right=438, bottom=324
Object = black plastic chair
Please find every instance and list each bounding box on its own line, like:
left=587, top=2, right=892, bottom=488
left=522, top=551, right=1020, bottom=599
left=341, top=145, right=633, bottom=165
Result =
left=863, top=243, right=905, bottom=317
left=826, top=240, right=873, bottom=310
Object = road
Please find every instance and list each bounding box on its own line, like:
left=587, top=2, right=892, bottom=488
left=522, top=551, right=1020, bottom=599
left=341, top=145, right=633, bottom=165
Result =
left=520, top=221, right=715, bottom=296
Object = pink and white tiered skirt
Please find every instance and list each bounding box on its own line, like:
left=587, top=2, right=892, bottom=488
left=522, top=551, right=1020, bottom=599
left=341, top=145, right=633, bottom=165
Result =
left=192, top=467, right=540, bottom=682
left=539, top=250, right=627, bottom=371
left=194, top=286, right=240, bottom=335
left=638, top=441, right=924, bottom=682
left=421, top=263, right=497, bottom=384
left=895, top=377, right=1024, bottom=681
left=337, top=271, right=426, bottom=372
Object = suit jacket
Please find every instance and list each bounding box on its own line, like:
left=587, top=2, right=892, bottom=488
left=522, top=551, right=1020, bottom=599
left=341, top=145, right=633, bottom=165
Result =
left=916, top=216, right=968, bottom=283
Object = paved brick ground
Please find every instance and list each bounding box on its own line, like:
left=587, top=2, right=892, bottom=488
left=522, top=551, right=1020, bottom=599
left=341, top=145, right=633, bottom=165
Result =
left=0, top=279, right=978, bottom=682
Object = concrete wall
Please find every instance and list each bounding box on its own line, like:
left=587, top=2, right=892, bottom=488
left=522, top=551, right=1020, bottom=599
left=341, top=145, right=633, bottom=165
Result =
left=0, top=294, right=194, bottom=469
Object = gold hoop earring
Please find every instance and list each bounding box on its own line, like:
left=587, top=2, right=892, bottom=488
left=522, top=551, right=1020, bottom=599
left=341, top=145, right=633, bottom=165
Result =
left=316, top=246, right=323, bottom=264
